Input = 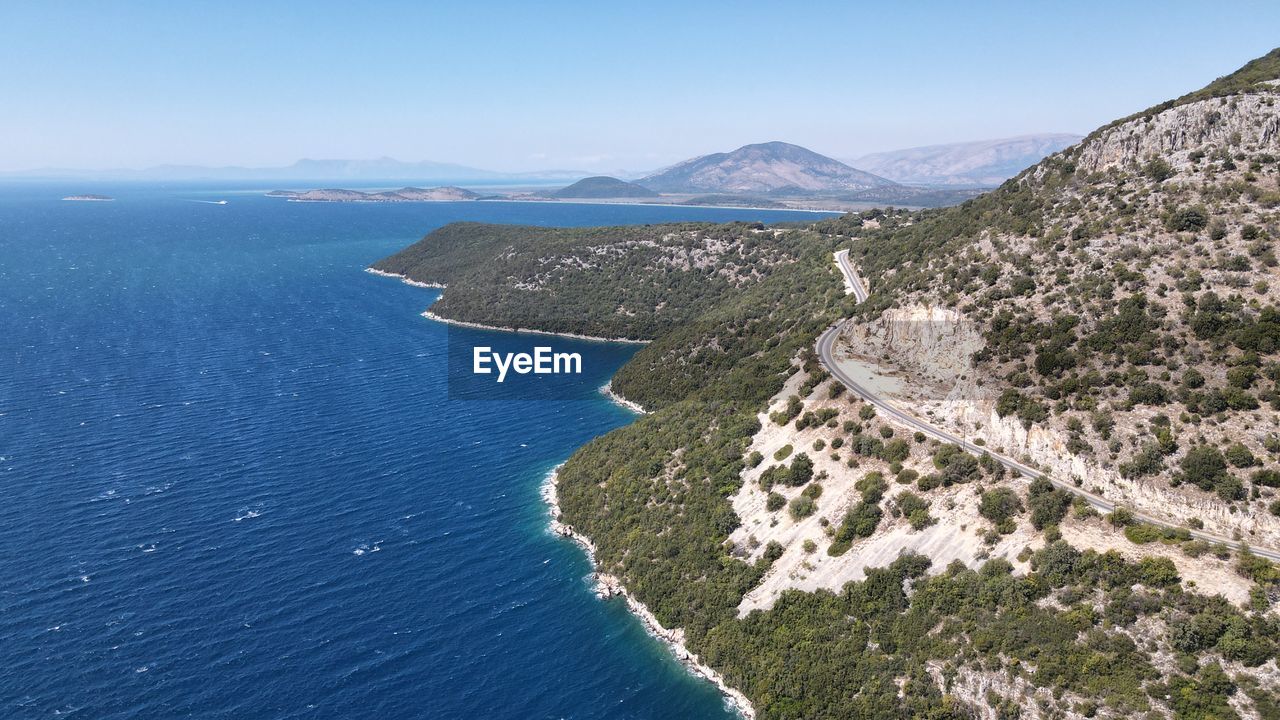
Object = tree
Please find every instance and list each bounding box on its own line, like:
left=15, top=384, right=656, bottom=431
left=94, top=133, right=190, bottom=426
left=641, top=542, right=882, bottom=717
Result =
left=1179, top=445, right=1240, bottom=499
left=786, top=453, right=814, bottom=486
left=979, top=487, right=1024, bottom=533
left=1027, top=477, right=1071, bottom=529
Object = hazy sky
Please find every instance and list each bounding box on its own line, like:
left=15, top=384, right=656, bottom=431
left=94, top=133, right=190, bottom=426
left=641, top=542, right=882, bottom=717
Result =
left=2, top=1, right=1278, bottom=173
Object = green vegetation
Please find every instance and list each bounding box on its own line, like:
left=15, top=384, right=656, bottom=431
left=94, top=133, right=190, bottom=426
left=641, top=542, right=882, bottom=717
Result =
left=895, top=490, right=934, bottom=530
left=376, top=49, right=1280, bottom=717
left=765, top=492, right=786, bottom=512
left=1027, top=477, right=1071, bottom=530
left=827, top=502, right=882, bottom=556
left=978, top=486, right=1023, bottom=534
left=760, top=453, right=814, bottom=490
left=547, top=176, right=658, bottom=199
left=373, top=221, right=808, bottom=341
left=788, top=494, right=817, bottom=520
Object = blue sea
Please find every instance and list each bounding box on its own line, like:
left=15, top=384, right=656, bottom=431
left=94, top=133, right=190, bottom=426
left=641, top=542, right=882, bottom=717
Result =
left=0, top=183, right=834, bottom=720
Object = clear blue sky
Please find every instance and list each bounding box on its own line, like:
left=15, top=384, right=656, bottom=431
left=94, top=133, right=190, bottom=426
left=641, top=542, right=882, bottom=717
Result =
left=2, top=1, right=1277, bottom=173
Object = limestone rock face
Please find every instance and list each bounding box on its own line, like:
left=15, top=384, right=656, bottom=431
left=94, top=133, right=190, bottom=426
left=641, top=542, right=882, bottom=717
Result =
left=1071, top=93, right=1280, bottom=174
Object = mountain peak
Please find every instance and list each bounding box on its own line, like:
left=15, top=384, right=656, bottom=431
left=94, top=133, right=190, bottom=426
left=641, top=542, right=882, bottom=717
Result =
left=639, top=142, right=895, bottom=194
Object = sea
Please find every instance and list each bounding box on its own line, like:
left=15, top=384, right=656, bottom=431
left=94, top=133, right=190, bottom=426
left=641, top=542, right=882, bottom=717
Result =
left=0, top=182, right=835, bottom=720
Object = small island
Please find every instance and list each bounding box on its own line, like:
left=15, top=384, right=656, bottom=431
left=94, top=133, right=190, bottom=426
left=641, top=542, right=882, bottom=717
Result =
left=62, top=194, right=114, bottom=202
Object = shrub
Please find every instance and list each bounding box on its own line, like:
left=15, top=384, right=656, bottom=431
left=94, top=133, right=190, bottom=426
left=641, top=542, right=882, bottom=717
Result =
left=896, top=491, right=934, bottom=531
left=917, top=473, right=944, bottom=491
left=1144, top=157, right=1174, bottom=182
left=770, top=395, right=803, bottom=425
left=1180, top=445, right=1241, bottom=499
left=766, top=492, right=786, bottom=512
left=1109, top=507, right=1135, bottom=527
left=1137, top=557, right=1180, bottom=587
left=746, top=450, right=764, bottom=468
left=1028, top=477, right=1071, bottom=529
left=856, top=472, right=886, bottom=503
left=907, top=509, right=934, bottom=531
left=789, top=495, right=817, bottom=520
left=1224, top=443, right=1256, bottom=468
left=773, top=444, right=793, bottom=461
left=763, top=540, right=784, bottom=562
left=785, top=453, right=814, bottom=487
left=1120, top=444, right=1164, bottom=478
left=996, top=388, right=1049, bottom=428
left=979, top=487, right=1024, bottom=534
left=897, top=491, right=928, bottom=516
left=883, top=439, right=911, bottom=463
left=828, top=502, right=883, bottom=555
left=1167, top=206, right=1208, bottom=231
left=1123, top=523, right=1164, bottom=544
left=934, top=445, right=981, bottom=484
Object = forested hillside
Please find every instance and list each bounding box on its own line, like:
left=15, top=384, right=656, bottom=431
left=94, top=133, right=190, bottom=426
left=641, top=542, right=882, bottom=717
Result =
left=827, top=48, right=1280, bottom=541
left=375, top=50, right=1280, bottom=719
left=372, top=221, right=807, bottom=339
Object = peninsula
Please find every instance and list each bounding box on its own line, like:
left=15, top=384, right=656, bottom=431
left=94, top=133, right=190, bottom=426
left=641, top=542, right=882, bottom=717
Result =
left=266, top=186, right=480, bottom=202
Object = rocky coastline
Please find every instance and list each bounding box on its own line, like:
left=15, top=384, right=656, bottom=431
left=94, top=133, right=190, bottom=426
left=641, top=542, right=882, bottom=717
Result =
left=541, top=466, right=755, bottom=720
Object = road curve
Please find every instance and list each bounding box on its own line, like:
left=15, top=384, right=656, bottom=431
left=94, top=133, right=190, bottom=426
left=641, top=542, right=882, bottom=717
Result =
left=816, top=268, right=1280, bottom=562
left=834, top=249, right=870, bottom=303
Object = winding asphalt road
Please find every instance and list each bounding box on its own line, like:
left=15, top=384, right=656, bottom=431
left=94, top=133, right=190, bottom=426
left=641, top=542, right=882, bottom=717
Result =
left=821, top=256, right=1280, bottom=562
left=834, top=249, right=869, bottom=302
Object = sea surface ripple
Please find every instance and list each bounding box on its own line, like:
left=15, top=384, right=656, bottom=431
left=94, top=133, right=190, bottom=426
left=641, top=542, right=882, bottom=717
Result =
left=0, top=183, right=834, bottom=719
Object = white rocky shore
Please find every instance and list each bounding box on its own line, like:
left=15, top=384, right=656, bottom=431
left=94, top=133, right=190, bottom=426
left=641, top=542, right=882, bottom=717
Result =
left=364, top=267, right=447, bottom=289
left=420, top=310, right=649, bottom=344
left=541, top=465, right=756, bottom=720
left=367, top=267, right=650, bottom=344
left=601, top=381, right=647, bottom=414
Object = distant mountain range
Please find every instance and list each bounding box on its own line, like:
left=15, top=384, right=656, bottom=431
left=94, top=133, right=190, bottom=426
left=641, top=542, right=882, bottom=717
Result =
left=848, top=133, right=1081, bottom=186
left=12, top=136, right=1078, bottom=201
left=637, top=141, right=895, bottom=194
left=2, top=157, right=590, bottom=183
